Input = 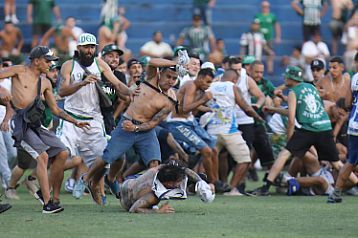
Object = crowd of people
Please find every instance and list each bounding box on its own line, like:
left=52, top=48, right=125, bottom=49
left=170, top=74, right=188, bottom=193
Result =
left=0, top=0, right=358, bottom=214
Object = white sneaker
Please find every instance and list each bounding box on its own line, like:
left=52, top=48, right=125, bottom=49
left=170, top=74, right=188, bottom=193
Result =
left=223, top=188, right=244, bottom=196
left=11, top=15, right=19, bottom=24
left=65, top=178, right=75, bottom=193
left=5, top=188, right=19, bottom=200
left=5, top=15, right=11, bottom=22
left=22, top=176, right=39, bottom=196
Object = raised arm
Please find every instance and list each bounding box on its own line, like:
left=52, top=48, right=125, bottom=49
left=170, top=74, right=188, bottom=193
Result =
left=147, top=58, right=177, bottom=80
left=40, top=27, right=55, bottom=46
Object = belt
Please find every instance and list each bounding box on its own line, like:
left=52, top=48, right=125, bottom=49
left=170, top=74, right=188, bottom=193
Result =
left=122, top=113, right=143, bottom=125
left=65, top=110, right=94, bottom=120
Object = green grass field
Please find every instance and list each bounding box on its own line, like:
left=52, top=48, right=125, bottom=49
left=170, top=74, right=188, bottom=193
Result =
left=1, top=179, right=357, bottom=238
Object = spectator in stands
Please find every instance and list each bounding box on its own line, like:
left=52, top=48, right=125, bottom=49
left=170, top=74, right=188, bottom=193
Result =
left=301, top=32, right=330, bottom=82
left=100, top=0, right=118, bottom=24
left=0, top=20, right=24, bottom=64
left=291, top=0, right=328, bottom=41
left=115, top=7, right=131, bottom=53
left=66, top=17, right=84, bottom=57
left=4, top=0, right=19, bottom=24
left=254, top=1, right=281, bottom=74
left=329, top=0, right=354, bottom=55
left=208, top=38, right=227, bottom=66
left=27, top=0, right=61, bottom=48
left=343, top=10, right=358, bottom=73
left=281, top=45, right=305, bottom=70
left=240, top=20, right=274, bottom=72
left=192, top=0, right=216, bottom=26
left=177, top=14, right=216, bottom=61
left=140, top=31, right=173, bottom=58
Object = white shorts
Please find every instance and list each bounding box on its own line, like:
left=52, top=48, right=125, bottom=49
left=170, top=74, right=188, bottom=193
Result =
left=56, top=118, right=107, bottom=167
left=216, top=132, right=251, bottom=164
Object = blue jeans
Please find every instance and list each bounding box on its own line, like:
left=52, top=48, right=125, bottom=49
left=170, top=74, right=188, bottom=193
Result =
left=103, top=118, right=161, bottom=167
left=0, top=131, right=17, bottom=187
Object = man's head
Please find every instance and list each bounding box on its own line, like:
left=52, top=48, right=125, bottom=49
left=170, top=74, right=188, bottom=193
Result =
left=101, top=44, right=123, bottom=70
left=261, top=1, right=270, bottom=14
left=251, top=20, right=260, bottom=33
left=228, top=56, right=242, bottom=75
left=243, top=55, right=256, bottom=72
left=76, top=33, right=98, bottom=67
left=153, top=31, right=163, bottom=44
left=284, top=66, right=303, bottom=87
left=331, top=97, right=348, bottom=122
left=312, top=32, right=321, bottom=43
left=310, top=59, right=325, bottom=82
left=216, top=39, right=225, bottom=51
left=196, top=68, right=215, bottom=90
left=158, top=66, right=178, bottom=91
left=4, top=21, right=14, bottom=32
left=127, top=58, right=143, bottom=82
left=192, top=14, right=202, bottom=27
left=251, top=60, right=264, bottom=82
left=65, top=16, right=76, bottom=28
left=221, top=69, right=239, bottom=84
left=117, top=58, right=127, bottom=74
left=46, top=64, right=61, bottom=86
left=29, top=46, right=59, bottom=73
left=329, top=56, right=344, bottom=79
left=157, top=164, right=186, bottom=189
left=187, top=54, right=201, bottom=77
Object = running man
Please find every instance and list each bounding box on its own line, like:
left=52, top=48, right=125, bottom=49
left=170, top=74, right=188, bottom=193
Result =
left=0, top=46, right=89, bottom=213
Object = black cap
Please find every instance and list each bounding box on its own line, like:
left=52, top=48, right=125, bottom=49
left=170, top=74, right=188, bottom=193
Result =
left=29, top=46, right=59, bottom=61
left=101, top=44, right=123, bottom=56
left=310, top=59, right=324, bottom=70
left=127, top=58, right=142, bottom=69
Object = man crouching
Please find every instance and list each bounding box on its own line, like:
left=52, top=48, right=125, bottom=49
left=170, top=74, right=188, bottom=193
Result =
left=120, top=163, right=215, bottom=213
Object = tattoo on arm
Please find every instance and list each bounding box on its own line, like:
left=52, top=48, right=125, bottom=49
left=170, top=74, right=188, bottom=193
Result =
left=129, top=194, right=158, bottom=213
left=138, top=106, right=172, bottom=131
left=58, top=110, right=76, bottom=124
left=185, top=168, right=202, bottom=183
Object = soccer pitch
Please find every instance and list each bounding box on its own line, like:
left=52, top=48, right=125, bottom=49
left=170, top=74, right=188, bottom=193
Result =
left=1, top=185, right=357, bottom=238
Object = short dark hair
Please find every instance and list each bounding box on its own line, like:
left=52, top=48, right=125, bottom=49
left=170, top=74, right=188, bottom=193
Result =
left=228, top=56, right=242, bottom=66
left=336, top=97, right=348, bottom=111
left=157, top=164, right=185, bottom=183
left=222, top=69, right=238, bottom=80
left=329, top=56, right=344, bottom=65
left=355, top=51, right=358, bottom=63
left=198, top=68, right=215, bottom=79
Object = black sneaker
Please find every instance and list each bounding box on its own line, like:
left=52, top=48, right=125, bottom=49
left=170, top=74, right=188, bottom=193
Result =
left=0, top=203, right=12, bottom=213
left=42, top=200, right=64, bottom=214
left=327, top=190, right=343, bottom=203
left=34, top=190, right=44, bottom=205
left=214, top=181, right=231, bottom=193
left=247, top=168, right=259, bottom=182
left=247, top=186, right=270, bottom=196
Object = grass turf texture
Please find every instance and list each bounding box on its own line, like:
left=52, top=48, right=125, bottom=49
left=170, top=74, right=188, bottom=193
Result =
left=1, top=179, right=357, bottom=238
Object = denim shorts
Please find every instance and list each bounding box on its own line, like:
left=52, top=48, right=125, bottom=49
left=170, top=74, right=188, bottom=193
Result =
left=102, top=118, right=161, bottom=167
left=348, top=135, right=358, bottom=165
left=162, top=120, right=216, bottom=150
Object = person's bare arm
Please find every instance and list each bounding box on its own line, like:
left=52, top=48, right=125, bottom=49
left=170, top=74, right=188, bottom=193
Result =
left=129, top=193, right=174, bottom=214
left=147, top=58, right=176, bottom=80
left=181, top=86, right=212, bottom=114
left=167, top=133, right=189, bottom=163
left=209, top=35, right=216, bottom=52
left=27, top=4, right=33, bottom=23
left=263, top=106, right=289, bottom=116
left=44, top=79, right=89, bottom=128
left=287, top=91, right=297, bottom=140
left=53, top=6, right=61, bottom=22
left=0, top=86, right=12, bottom=105
left=248, top=76, right=265, bottom=108
left=0, top=65, right=22, bottom=80
left=291, top=0, right=303, bottom=16
left=0, top=102, right=14, bottom=132
left=16, top=29, right=24, bottom=52
left=113, top=99, right=127, bottom=120
left=122, top=103, right=174, bottom=132
left=275, top=22, right=281, bottom=43
left=176, top=36, right=185, bottom=46
left=185, top=168, right=204, bottom=182
left=234, top=85, right=264, bottom=122
left=333, top=113, right=348, bottom=140
left=121, top=16, right=131, bottom=31
left=320, top=1, right=329, bottom=17
left=40, top=27, right=55, bottom=46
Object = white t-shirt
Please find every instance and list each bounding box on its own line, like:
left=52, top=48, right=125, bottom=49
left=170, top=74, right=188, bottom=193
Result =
left=140, top=41, right=173, bottom=58
left=0, top=78, right=11, bottom=123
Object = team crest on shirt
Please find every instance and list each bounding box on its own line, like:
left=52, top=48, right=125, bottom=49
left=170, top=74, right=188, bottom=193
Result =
left=304, top=94, right=318, bottom=113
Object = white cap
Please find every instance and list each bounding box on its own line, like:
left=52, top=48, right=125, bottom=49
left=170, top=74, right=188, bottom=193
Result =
left=201, top=62, right=216, bottom=72
left=77, top=33, right=98, bottom=46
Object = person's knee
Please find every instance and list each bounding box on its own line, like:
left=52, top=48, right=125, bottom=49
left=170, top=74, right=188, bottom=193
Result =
left=37, top=152, right=49, bottom=167
left=201, top=147, right=212, bottom=158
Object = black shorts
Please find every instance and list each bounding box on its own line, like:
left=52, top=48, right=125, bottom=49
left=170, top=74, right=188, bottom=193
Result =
left=238, top=124, right=254, bottom=149
left=285, top=129, right=339, bottom=162
left=17, top=147, right=37, bottom=170
left=253, top=123, right=275, bottom=167
left=303, top=24, right=320, bottom=42
left=32, top=23, right=51, bottom=35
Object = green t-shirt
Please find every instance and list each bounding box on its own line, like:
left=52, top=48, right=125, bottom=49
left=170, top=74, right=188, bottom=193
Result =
left=29, top=0, right=55, bottom=25
left=254, top=13, right=277, bottom=41
left=41, top=101, right=53, bottom=128
left=290, top=83, right=332, bottom=132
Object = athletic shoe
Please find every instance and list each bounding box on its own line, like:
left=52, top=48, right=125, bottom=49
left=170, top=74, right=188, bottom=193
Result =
left=85, top=180, right=102, bottom=205
left=237, top=183, right=246, bottom=194
left=5, top=188, right=19, bottom=200
left=247, top=168, right=259, bottom=182
left=327, top=190, right=343, bottom=203
left=345, top=186, right=358, bottom=196
left=65, top=178, right=75, bottom=193
left=104, top=175, right=120, bottom=199
left=42, top=199, right=64, bottom=214
left=287, top=178, right=300, bottom=196
left=101, top=195, right=107, bottom=206
left=214, top=181, right=231, bottom=193
left=72, top=177, right=86, bottom=199
left=11, top=15, right=19, bottom=24
left=223, top=188, right=244, bottom=196
left=22, top=176, right=39, bottom=196
left=0, top=203, right=11, bottom=213
left=34, top=190, right=45, bottom=205
left=246, top=186, right=270, bottom=196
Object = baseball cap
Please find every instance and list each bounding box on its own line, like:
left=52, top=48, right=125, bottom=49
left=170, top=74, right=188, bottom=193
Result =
left=77, top=33, right=98, bottom=46
left=127, top=58, right=142, bottom=69
left=29, top=46, right=59, bottom=61
left=310, top=59, right=324, bottom=70
left=243, top=55, right=256, bottom=65
left=284, top=66, right=303, bottom=82
left=101, top=44, right=123, bottom=56
left=49, top=62, right=61, bottom=71
left=201, top=62, right=216, bottom=72
left=173, top=46, right=187, bottom=58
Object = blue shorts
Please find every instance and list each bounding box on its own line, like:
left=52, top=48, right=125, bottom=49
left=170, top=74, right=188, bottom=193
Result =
left=162, top=120, right=216, bottom=150
left=348, top=135, right=358, bottom=165
left=102, top=118, right=161, bottom=167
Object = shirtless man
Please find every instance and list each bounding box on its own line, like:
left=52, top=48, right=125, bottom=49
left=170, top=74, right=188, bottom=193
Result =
left=0, top=21, right=24, bottom=64
left=162, top=68, right=222, bottom=189
left=316, top=56, right=351, bottom=102
left=0, top=46, right=89, bottom=213
left=121, top=163, right=214, bottom=213
left=86, top=57, right=181, bottom=205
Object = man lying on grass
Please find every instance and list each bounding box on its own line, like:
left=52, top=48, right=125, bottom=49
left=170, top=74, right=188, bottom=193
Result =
left=119, top=162, right=215, bottom=213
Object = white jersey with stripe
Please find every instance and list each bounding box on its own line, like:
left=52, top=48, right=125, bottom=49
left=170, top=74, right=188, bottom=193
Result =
left=64, top=59, right=103, bottom=119
left=207, top=81, right=239, bottom=135
left=348, top=73, right=358, bottom=135
left=235, top=68, right=254, bottom=125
